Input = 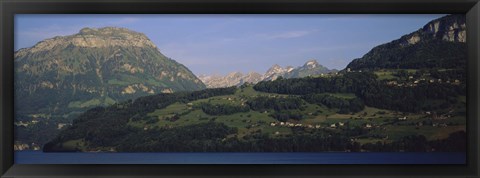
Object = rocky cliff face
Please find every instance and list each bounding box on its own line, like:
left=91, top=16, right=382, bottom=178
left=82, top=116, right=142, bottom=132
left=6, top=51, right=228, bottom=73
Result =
left=401, top=14, right=466, bottom=46
left=199, top=59, right=336, bottom=88
left=346, top=14, right=467, bottom=70
left=15, top=27, right=205, bottom=117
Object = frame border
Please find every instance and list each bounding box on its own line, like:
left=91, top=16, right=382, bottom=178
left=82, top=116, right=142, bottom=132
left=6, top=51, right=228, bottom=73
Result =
left=1, top=0, right=479, bottom=177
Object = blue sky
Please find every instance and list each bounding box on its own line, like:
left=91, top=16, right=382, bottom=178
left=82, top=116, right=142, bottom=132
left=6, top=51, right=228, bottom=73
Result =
left=15, top=14, right=445, bottom=75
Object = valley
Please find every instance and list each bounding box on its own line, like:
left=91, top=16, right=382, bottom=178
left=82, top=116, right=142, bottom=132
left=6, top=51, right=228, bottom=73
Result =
left=43, top=68, right=466, bottom=152
left=15, top=14, right=468, bottom=152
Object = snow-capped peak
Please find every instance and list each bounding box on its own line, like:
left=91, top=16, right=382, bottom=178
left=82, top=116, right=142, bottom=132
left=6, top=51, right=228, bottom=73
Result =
left=305, top=60, right=319, bottom=68
left=286, top=66, right=294, bottom=73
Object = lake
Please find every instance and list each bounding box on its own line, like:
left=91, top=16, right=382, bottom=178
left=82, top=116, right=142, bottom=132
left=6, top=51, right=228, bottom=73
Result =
left=15, top=151, right=465, bottom=164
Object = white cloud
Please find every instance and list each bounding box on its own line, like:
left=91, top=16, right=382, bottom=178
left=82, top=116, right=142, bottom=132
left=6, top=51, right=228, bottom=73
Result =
left=260, top=30, right=316, bottom=40
left=297, top=42, right=381, bottom=53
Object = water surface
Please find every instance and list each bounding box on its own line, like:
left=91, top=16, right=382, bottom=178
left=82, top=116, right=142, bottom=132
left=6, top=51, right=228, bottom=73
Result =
left=15, top=151, right=466, bottom=164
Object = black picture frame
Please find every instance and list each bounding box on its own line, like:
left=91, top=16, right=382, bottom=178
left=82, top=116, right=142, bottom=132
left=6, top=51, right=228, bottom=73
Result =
left=1, top=0, right=479, bottom=177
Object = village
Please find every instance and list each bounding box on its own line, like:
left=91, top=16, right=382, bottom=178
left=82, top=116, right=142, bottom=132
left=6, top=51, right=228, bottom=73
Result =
left=346, top=67, right=463, bottom=88
left=266, top=112, right=454, bottom=130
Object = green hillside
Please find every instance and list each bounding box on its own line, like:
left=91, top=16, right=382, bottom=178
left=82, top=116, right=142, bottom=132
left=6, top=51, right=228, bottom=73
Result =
left=44, top=72, right=466, bottom=152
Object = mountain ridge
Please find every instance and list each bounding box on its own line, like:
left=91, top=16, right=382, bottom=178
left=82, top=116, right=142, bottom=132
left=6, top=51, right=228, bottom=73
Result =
left=199, top=59, right=337, bottom=88
left=15, top=27, right=158, bottom=58
left=346, top=14, right=466, bottom=71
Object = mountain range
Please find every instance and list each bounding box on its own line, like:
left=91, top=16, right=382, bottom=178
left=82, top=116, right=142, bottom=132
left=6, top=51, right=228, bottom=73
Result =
left=199, top=60, right=337, bottom=88
left=41, top=14, right=467, bottom=153
left=15, top=14, right=467, bottom=151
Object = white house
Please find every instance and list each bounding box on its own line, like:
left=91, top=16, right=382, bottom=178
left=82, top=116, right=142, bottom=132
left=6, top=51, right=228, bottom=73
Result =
left=57, top=123, right=68, bottom=129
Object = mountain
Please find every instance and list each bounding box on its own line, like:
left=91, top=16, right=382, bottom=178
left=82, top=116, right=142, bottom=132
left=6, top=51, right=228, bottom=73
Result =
left=199, top=60, right=336, bottom=88
left=285, top=60, right=336, bottom=78
left=199, top=72, right=263, bottom=88
left=263, top=60, right=337, bottom=80
left=346, top=14, right=467, bottom=71
left=263, top=64, right=293, bottom=81
left=14, top=27, right=206, bottom=117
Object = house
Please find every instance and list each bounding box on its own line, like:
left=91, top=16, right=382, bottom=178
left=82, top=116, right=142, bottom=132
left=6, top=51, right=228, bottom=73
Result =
left=57, top=123, right=68, bottom=129
left=295, top=124, right=302, bottom=127
left=387, top=81, right=398, bottom=85
left=398, top=116, right=407, bottom=121
left=270, top=123, right=276, bottom=127
left=32, top=145, right=41, bottom=151
left=315, top=125, right=321, bottom=129
left=275, top=131, right=280, bottom=135
left=14, top=143, right=30, bottom=151
left=280, top=122, right=285, bottom=126
left=330, top=124, right=337, bottom=128
left=365, top=124, right=372, bottom=128
left=307, top=124, right=314, bottom=128
left=338, top=122, right=344, bottom=126
left=15, top=121, right=29, bottom=127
